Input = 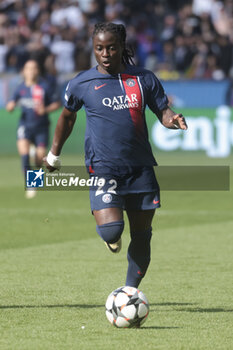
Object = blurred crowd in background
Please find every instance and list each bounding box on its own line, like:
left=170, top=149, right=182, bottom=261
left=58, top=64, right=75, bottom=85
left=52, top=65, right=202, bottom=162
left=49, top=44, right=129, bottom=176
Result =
left=0, top=0, right=233, bottom=81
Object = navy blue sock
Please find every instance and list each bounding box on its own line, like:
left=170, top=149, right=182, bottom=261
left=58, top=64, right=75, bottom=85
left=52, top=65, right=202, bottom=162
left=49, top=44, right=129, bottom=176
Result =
left=126, top=227, right=152, bottom=288
left=21, top=154, right=30, bottom=181
left=96, top=221, right=124, bottom=243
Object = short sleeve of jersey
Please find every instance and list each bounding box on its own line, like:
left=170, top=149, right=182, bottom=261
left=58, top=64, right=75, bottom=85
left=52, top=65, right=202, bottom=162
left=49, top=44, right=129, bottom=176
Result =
left=145, top=72, right=168, bottom=114
left=49, top=88, right=60, bottom=104
left=12, top=85, right=21, bottom=102
left=43, top=80, right=60, bottom=106
left=46, top=84, right=60, bottom=105
left=64, top=79, right=83, bottom=112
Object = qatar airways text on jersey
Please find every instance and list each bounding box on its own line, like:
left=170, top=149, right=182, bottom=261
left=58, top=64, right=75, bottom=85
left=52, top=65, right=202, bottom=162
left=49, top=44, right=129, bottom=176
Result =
left=102, top=93, right=139, bottom=110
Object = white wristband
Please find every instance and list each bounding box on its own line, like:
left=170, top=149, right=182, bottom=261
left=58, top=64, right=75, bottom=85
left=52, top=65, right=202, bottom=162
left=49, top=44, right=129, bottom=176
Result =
left=47, top=151, right=61, bottom=169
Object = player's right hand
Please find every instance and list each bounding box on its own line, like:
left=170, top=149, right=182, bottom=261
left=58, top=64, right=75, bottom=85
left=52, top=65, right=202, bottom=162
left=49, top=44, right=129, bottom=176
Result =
left=6, top=101, right=16, bottom=112
left=43, top=157, right=58, bottom=172
left=44, top=151, right=61, bottom=172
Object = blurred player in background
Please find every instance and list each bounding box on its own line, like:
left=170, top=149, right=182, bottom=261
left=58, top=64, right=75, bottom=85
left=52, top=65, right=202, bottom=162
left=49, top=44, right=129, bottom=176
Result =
left=45, top=23, right=187, bottom=288
left=6, top=59, right=60, bottom=198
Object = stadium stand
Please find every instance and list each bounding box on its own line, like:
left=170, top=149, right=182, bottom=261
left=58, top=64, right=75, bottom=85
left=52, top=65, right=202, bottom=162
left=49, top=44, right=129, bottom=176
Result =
left=0, top=0, right=232, bottom=80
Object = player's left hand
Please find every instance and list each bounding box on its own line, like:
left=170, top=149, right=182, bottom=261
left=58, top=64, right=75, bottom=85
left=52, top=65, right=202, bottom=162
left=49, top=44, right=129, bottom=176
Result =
left=170, top=114, right=188, bottom=130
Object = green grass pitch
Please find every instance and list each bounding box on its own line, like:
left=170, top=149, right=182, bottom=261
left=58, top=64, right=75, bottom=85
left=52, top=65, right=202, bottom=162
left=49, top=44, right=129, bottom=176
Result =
left=0, top=153, right=233, bottom=350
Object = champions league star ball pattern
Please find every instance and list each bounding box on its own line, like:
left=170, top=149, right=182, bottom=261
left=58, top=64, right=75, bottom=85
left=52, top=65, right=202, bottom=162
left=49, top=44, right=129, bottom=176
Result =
left=105, top=286, right=149, bottom=328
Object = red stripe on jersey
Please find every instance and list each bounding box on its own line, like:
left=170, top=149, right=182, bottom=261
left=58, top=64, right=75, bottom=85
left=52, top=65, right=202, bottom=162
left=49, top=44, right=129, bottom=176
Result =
left=32, top=85, right=44, bottom=104
left=121, top=74, right=144, bottom=136
left=32, top=85, right=44, bottom=115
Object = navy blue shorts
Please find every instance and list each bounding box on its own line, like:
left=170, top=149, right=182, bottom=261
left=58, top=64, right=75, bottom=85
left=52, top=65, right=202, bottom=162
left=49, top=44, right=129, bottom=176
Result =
left=17, top=125, right=49, bottom=147
left=89, top=166, right=160, bottom=211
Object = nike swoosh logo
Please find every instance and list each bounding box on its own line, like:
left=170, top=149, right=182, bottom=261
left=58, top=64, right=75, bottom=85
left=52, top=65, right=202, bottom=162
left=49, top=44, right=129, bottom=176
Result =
left=94, top=83, right=107, bottom=90
left=153, top=200, right=160, bottom=205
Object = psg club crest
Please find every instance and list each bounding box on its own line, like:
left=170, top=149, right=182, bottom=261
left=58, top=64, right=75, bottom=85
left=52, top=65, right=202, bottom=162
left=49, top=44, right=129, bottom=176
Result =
left=26, top=168, right=44, bottom=188
left=102, top=193, right=112, bottom=203
left=126, top=78, right=136, bottom=87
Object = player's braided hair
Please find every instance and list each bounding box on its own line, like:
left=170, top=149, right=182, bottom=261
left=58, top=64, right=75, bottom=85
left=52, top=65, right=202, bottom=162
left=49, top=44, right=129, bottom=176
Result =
left=93, top=22, right=135, bottom=65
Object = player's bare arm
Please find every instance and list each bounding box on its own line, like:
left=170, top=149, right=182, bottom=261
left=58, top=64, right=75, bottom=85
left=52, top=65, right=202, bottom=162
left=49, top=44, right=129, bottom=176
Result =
left=158, top=106, right=188, bottom=130
left=36, top=101, right=61, bottom=116
left=44, top=107, right=76, bottom=171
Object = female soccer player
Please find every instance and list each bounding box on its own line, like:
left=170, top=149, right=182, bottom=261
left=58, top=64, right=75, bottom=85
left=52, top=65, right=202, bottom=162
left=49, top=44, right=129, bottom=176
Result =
left=6, top=59, right=60, bottom=198
left=45, top=23, right=187, bottom=287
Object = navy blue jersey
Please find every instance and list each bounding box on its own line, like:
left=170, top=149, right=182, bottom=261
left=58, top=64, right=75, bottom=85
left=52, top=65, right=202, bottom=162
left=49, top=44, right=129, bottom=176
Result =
left=12, top=79, right=59, bottom=128
left=64, top=65, right=168, bottom=174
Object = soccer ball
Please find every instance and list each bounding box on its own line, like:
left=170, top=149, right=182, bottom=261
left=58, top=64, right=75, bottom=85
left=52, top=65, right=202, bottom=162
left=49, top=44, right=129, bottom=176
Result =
left=105, top=286, right=149, bottom=328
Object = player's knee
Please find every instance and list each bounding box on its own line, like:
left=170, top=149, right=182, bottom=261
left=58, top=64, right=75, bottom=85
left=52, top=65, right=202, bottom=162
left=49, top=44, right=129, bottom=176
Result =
left=131, top=227, right=152, bottom=241
left=129, top=228, right=152, bottom=257
left=96, top=220, right=124, bottom=243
